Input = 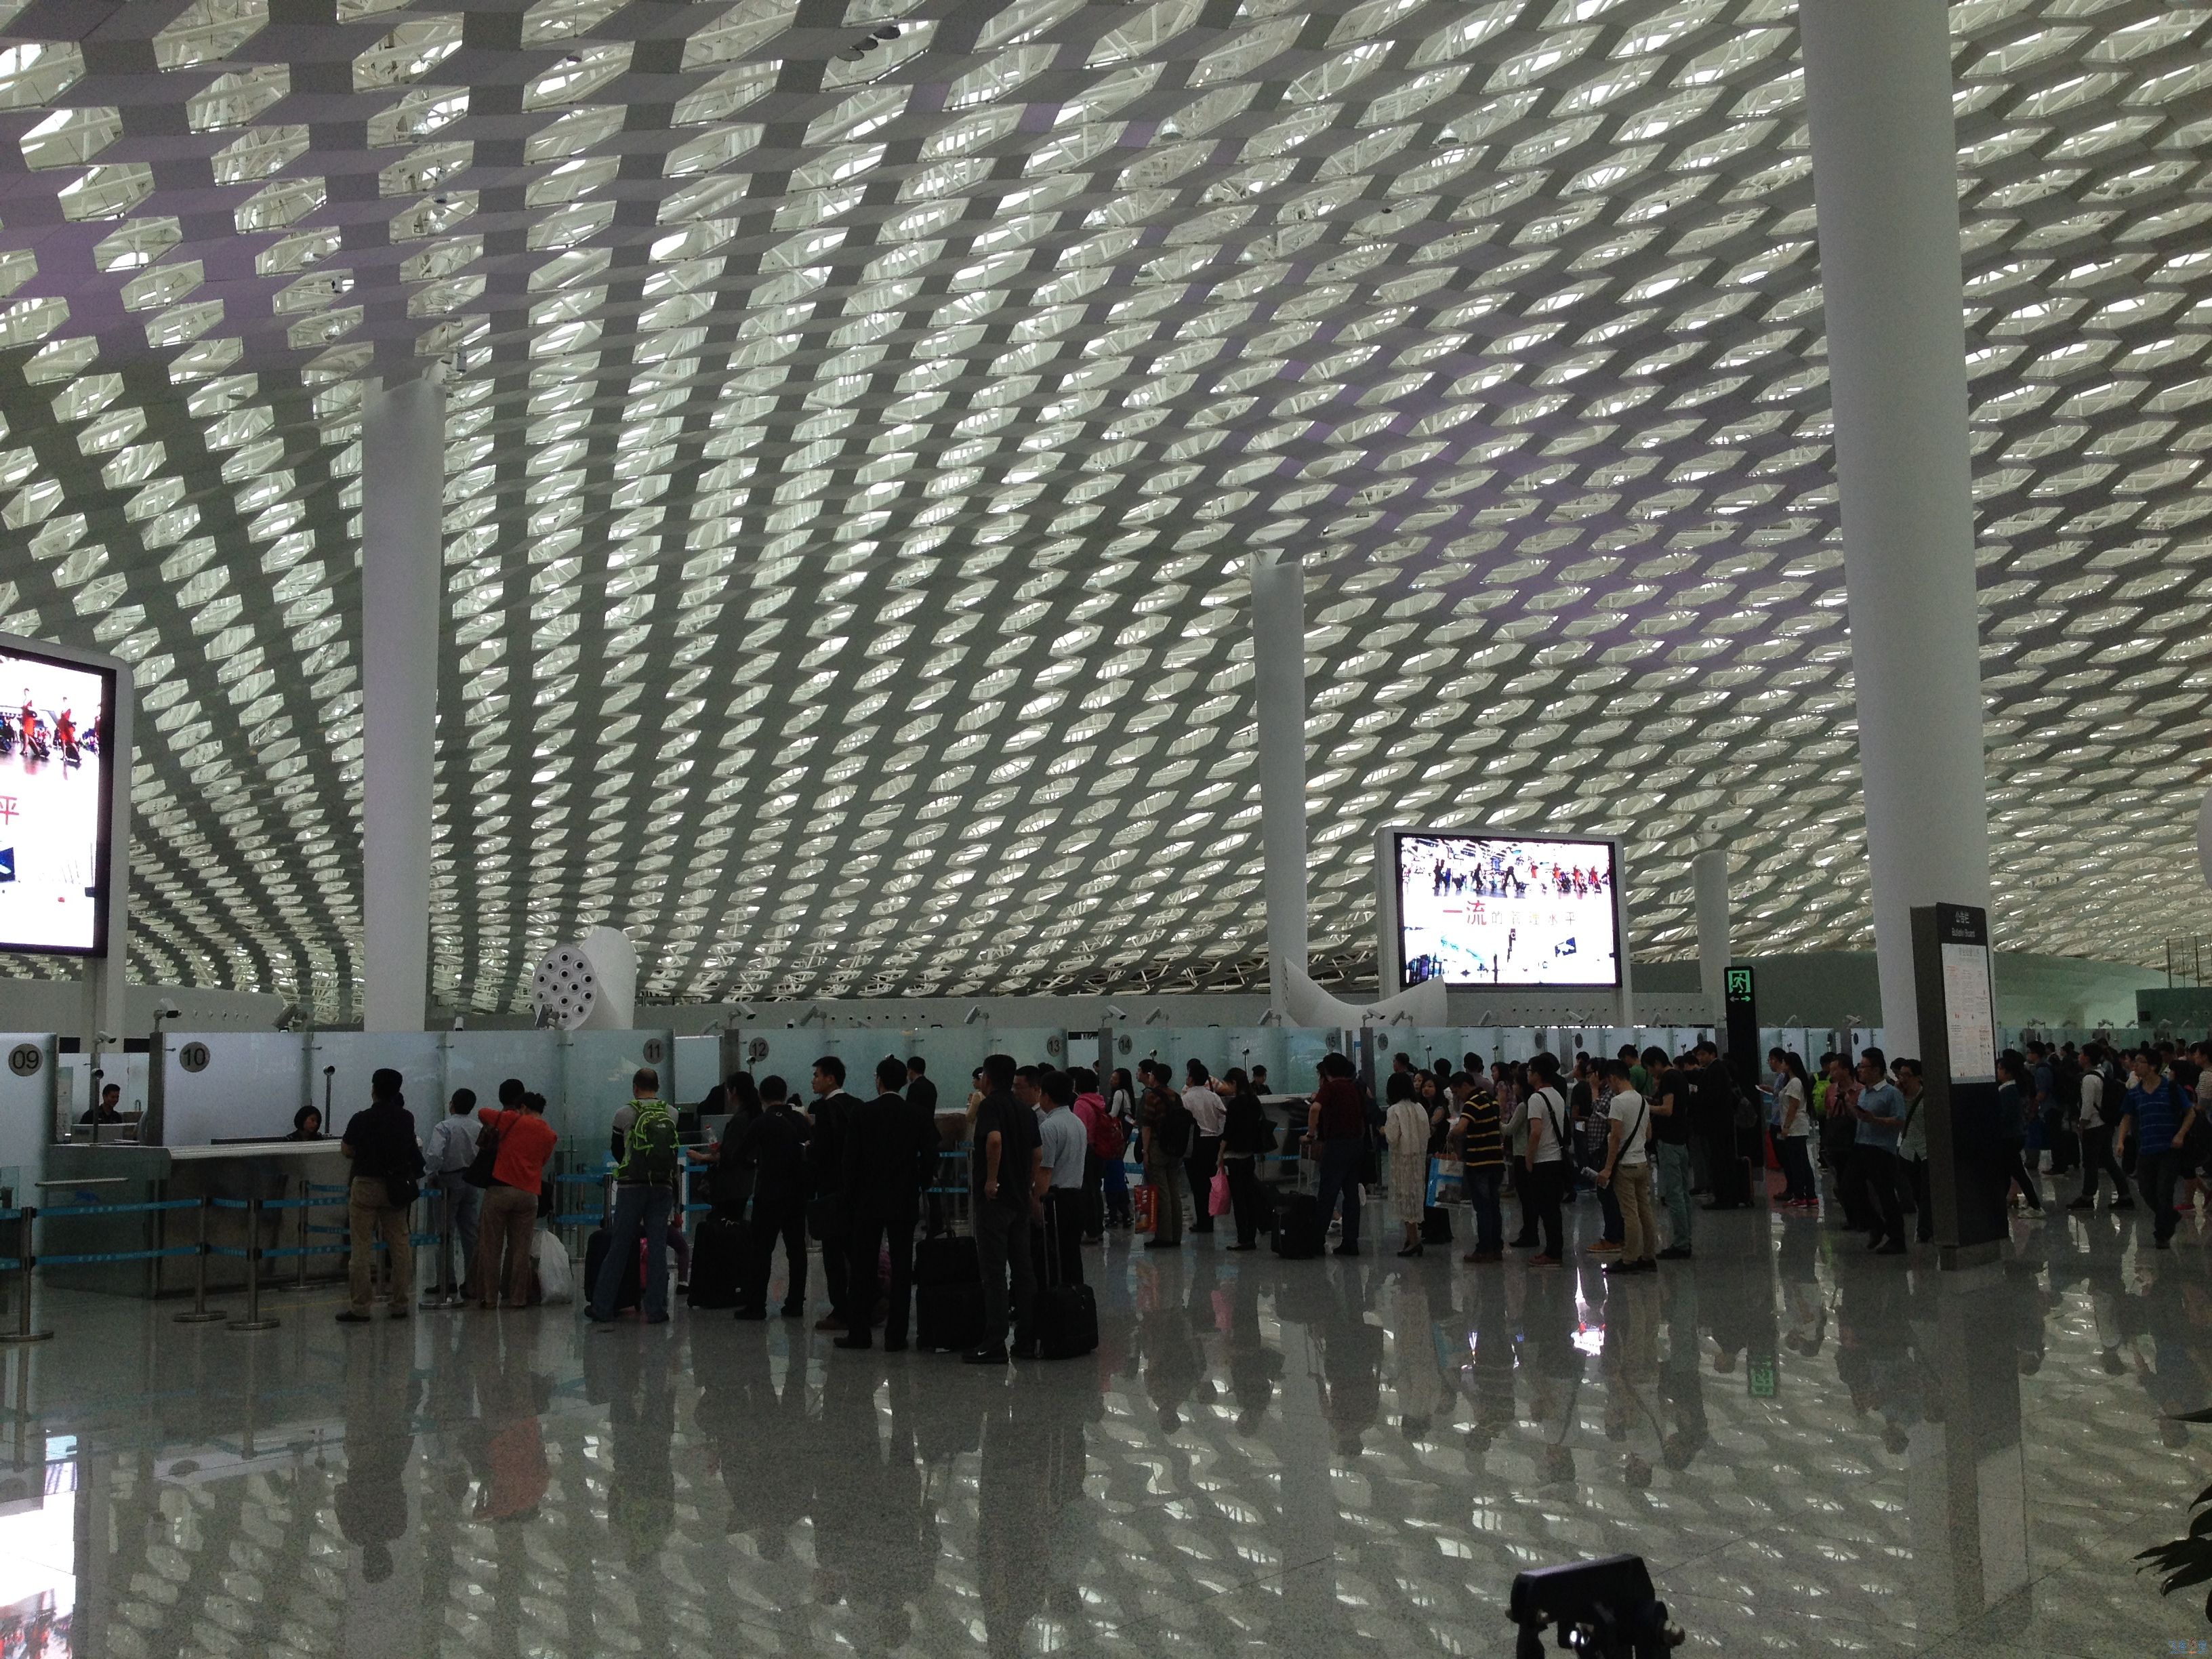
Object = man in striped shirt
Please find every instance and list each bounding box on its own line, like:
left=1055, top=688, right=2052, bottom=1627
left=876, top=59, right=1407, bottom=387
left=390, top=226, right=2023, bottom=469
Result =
left=1448, top=1073, right=1506, bottom=1264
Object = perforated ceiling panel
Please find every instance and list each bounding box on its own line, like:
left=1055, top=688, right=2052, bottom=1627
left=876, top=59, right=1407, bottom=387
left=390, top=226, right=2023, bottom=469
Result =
left=0, top=0, right=2207, bottom=1012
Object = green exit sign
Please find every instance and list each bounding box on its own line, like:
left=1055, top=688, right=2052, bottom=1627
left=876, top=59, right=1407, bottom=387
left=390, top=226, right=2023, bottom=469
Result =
left=1725, top=967, right=1755, bottom=1004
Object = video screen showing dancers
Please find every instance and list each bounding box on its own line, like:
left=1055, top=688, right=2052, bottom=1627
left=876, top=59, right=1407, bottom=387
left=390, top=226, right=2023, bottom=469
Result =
left=0, top=645, right=113, bottom=954
left=1395, top=832, right=1620, bottom=989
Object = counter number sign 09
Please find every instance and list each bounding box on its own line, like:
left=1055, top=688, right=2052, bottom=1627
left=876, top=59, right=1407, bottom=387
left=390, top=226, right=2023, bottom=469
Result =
left=6, top=1044, right=39, bottom=1078
left=178, top=1042, right=211, bottom=1073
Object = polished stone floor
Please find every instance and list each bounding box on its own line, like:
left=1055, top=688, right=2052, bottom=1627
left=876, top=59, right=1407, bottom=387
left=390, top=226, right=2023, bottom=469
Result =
left=3, top=1179, right=2211, bottom=1658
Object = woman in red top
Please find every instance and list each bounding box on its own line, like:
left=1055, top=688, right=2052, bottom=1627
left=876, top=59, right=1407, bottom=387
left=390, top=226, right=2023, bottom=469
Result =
left=474, top=1090, right=558, bottom=1308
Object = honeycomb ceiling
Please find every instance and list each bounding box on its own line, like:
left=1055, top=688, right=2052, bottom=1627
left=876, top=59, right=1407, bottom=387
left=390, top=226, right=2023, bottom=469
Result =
left=0, top=0, right=2208, bottom=1012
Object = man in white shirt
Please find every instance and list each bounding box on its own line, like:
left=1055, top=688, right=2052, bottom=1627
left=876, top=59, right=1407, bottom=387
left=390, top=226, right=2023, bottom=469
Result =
left=1181, top=1059, right=1228, bottom=1235
left=1595, top=1057, right=1656, bottom=1275
left=1033, top=1070, right=1090, bottom=1287
left=422, top=1088, right=483, bottom=1305
left=2070, top=1040, right=2132, bottom=1211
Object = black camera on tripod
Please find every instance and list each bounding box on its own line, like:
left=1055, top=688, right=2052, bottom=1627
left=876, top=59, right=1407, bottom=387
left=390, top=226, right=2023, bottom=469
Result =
left=1509, top=1554, right=1683, bottom=1658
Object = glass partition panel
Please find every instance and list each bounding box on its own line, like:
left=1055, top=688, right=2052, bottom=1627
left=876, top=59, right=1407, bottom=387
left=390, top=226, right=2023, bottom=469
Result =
left=161, top=1031, right=310, bottom=1145
left=1279, top=1027, right=1339, bottom=1094
left=442, top=1031, right=560, bottom=1121
left=673, top=1034, right=722, bottom=1105
left=309, top=1032, right=442, bottom=1145
left=560, top=1029, right=676, bottom=1148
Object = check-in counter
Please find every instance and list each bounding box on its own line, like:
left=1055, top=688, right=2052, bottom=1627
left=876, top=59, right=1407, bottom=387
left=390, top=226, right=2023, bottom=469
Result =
left=40, top=1140, right=353, bottom=1296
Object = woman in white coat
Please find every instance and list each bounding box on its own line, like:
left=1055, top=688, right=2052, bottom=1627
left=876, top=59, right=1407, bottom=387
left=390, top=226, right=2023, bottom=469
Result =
left=1383, top=1073, right=1432, bottom=1258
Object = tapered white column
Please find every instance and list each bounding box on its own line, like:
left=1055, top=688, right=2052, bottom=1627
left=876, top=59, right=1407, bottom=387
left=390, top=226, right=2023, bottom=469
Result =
left=1250, top=551, right=1308, bottom=1019
left=360, top=375, right=443, bottom=1033
left=1801, top=0, right=1990, bottom=1057
left=1694, top=848, right=1729, bottom=1025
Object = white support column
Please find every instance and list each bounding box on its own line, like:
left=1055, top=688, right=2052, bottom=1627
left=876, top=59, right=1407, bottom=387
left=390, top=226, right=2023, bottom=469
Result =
left=1801, top=0, right=1991, bottom=1057
left=1250, top=551, right=1308, bottom=1020
left=360, top=375, right=443, bottom=1033
left=83, top=659, right=133, bottom=1071
left=1694, top=848, right=1729, bottom=1025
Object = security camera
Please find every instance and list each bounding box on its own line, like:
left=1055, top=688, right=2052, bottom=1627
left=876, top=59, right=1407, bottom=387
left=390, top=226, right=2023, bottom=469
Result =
left=152, top=1001, right=182, bottom=1023
left=451, top=1016, right=466, bottom=1031
left=1105, top=1005, right=1132, bottom=1021
left=735, top=1002, right=759, bottom=1020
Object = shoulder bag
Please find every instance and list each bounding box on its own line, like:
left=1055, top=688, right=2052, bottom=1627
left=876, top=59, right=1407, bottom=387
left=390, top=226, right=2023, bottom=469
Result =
left=464, top=1115, right=502, bottom=1189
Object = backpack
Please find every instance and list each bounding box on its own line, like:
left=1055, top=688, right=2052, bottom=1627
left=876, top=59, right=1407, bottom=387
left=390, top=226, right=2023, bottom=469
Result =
left=2053, top=1056, right=2081, bottom=1109
left=618, top=1101, right=680, bottom=1185
left=1155, top=1102, right=1193, bottom=1160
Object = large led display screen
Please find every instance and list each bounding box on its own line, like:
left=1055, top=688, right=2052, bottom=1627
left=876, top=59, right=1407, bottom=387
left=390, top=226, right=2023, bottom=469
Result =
left=1393, top=832, right=1621, bottom=989
left=0, top=644, right=115, bottom=955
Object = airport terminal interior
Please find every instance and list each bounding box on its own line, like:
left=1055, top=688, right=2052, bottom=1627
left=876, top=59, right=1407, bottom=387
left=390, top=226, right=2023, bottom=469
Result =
left=1, top=0, right=2211, bottom=1652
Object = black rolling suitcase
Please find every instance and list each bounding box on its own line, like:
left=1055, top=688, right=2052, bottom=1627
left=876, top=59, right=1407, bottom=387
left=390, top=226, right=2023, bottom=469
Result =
left=914, top=1233, right=980, bottom=1287
left=1273, top=1192, right=1324, bottom=1258
left=583, top=1227, right=642, bottom=1313
left=686, top=1212, right=745, bottom=1309
left=1420, top=1206, right=1454, bottom=1246
left=916, top=1283, right=986, bottom=1352
left=1033, top=1207, right=1097, bottom=1360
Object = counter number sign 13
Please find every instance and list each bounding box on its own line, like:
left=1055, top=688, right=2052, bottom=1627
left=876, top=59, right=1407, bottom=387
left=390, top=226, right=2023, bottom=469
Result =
left=178, top=1041, right=211, bottom=1073
left=6, top=1044, right=39, bottom=1078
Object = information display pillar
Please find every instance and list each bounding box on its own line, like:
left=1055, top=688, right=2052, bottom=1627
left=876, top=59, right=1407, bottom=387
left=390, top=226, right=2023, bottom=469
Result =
left=1694, top=848, right=1729, bottom=1025
left=1801, top=1, right=1991, bottom=1055
left=361, top=375, right=444, bottom=1033
left=1912, top=903, right=2007, bottom=1269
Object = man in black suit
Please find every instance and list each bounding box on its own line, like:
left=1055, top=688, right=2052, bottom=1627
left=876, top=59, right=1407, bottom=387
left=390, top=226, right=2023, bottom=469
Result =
left=905, top=1056, right=945, bottom=1235
left=806, top=1055, right=864, bottom=1332
left=836, top=1056, right=938, bottom=1352
left=731, top=1077, right=809, bottom=1319
left=1694, top=1041, right=1753, bottom=1210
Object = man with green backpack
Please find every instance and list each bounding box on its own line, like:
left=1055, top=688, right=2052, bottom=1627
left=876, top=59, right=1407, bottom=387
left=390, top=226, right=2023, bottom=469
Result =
left=588, top=1067, right=681, bottom=1325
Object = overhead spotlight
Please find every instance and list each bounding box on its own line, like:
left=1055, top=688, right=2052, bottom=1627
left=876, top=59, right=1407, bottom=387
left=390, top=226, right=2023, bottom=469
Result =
left=451, top=1015, right=466, bottom=1031
left=701, top=1017, right=726, bottom=1036
left=1143, top=1008, right=1168, bottom=1026
left=874, top=22, right=899, bottom=38
left=798, top=1007, right=823, bottom=1027
left=1258, top=1009, right=1282, bottom=1027
left=962, top=1006, right=984, bottom=1025
left=273, top=1002, right=307, bottom=1032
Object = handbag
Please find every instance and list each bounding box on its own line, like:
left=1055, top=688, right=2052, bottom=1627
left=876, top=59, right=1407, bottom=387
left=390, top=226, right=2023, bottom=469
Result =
left=463, top=1119, right=501, bottom=1189
left=385, top=1174, right=421, bottom=1210
left=1209, top=1167, right=1232, bottom=1216
left=1427, top=1156, right=1465, bottom=1208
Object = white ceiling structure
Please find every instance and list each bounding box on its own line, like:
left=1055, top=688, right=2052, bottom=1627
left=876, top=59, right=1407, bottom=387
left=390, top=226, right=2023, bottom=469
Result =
left=0, top=0, right=2207, bottom=1014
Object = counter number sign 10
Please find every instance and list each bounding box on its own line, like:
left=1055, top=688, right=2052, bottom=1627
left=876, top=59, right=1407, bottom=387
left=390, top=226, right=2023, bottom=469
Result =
left=178, top=1041, right=211, bottom=1073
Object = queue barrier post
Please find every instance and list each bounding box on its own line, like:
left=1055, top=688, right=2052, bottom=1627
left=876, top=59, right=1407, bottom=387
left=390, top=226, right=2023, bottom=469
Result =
left=285, top=1176, right=312, bottom=1292
left=173, top=1195, right=226, bottom=1324
left=227, top=1198, right=280, bottom=1332
left=0, top=1208, right=50, bottom=1345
